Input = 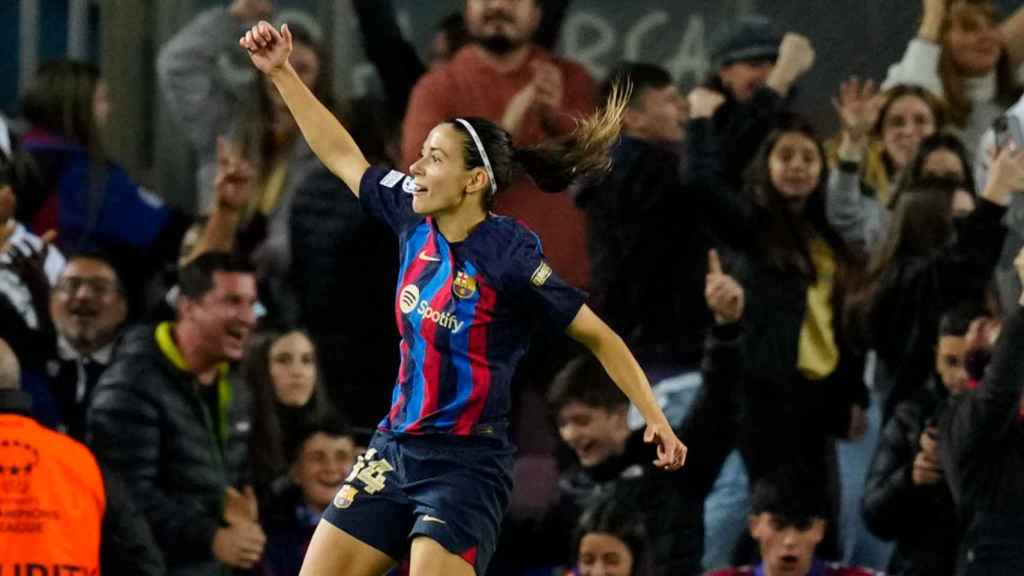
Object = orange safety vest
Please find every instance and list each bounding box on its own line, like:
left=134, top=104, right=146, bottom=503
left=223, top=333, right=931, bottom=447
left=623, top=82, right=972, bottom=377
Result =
left=0, top=414, right=105, bottom=575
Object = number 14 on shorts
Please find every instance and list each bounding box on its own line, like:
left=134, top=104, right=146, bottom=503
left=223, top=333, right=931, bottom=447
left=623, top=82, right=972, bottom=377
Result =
left=346, top=448, right=394, bottom=495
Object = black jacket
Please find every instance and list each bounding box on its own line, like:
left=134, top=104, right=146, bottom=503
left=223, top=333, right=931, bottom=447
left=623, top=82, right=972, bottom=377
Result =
left=575, top=136, right=712, bottom=369
left=942, top=307, right=1024, bottom=575
left=0, top=389, right=165, bottom=575
left=701, top=78, right=793, bottom=190
left=868, top=202, right=1006, bottom=421
left=556, top=324, right=742, bottom=576
left=863, top=381, right=957, bottom=576
left=87, top=325, right=252, bottom=576
left=351, top=0, right=427, bottom=120
left=685, top=117, right=869, bottom=444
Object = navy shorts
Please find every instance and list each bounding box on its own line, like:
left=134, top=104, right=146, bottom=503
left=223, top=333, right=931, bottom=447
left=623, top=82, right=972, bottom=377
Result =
left=322, top=430, right=515, bottom=574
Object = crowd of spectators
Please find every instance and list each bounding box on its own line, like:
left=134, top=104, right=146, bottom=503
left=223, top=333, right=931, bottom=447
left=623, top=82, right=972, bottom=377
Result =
left=4, top=0, right=1024, bottom=574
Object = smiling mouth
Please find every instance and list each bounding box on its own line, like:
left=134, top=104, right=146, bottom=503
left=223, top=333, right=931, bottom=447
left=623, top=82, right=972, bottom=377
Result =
left=575, top=441, right=597, bottom=459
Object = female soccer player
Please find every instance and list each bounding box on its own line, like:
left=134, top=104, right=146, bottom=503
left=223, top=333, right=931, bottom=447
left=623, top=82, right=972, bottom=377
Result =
left=240, top=21, right=686, bottom=576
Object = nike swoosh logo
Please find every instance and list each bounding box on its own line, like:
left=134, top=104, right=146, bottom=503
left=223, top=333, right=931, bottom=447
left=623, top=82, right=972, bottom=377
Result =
left=422, top=515, right=447, bottom=525
left=419, top=251, right=441, bottom=262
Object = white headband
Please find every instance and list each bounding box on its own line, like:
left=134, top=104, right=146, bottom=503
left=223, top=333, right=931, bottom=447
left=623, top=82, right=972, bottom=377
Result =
left=454, top=118, right=498, bottom=197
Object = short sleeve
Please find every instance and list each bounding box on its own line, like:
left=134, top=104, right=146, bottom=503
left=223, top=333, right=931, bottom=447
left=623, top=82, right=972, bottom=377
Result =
left=359, top=165, right=422, bottom=234
left=508, top=229, right=586, bottom=330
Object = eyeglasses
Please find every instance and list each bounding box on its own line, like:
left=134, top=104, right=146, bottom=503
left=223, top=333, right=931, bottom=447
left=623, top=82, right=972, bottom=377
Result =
left=55, top=276, right=119, bottom=298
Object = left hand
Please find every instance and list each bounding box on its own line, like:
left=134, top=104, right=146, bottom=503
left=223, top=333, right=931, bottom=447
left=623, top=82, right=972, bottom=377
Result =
left=531, top=61, right=564, bottom=113
left=214, top=137, right=255, bottom=213
left=5, top=230, right=55, bottom=313
left=223, top=485, right=259, bottom=526
left=832, top=76, right=881, bottom=142
left=644, top=420, right=687, bottom=471
left=919, top=426, right=941, bottom=461
left=705, top=249, right=745, bottom=324
left=501, top=83, right=539, bottom=136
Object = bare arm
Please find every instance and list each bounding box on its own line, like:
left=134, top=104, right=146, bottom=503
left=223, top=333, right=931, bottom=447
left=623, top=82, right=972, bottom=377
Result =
left=1000, top=3, right=1024, bottom=69
left=186, top=138, right=252, bottom=260
left=240, top=22, right=369, bottom=196
left=566, top=304, right=687, bottom=470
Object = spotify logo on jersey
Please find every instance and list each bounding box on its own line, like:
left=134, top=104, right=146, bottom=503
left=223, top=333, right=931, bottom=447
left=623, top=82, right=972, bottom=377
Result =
left=397, top=284, right=465, bottom=333
left=399, top=285, right=420, bottom=314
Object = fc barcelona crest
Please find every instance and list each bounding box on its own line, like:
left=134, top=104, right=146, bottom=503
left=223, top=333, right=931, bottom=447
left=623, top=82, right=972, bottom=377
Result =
left=453, top=270, right=478, bottom=299
left=333, top=484, right=359, bottom=509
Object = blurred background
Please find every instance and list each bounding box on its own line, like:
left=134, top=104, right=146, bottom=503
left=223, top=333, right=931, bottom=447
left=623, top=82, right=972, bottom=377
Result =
left=2, top=0, right=1018, bottom=213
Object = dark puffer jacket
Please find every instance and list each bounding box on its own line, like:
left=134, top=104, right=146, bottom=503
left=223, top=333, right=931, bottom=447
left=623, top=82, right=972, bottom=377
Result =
left=87, top=324, right=252, bottom=576
left=942, top=308, right=1024, bottom=575
left=575, top=136, right=712, bottom=371
left=867, top=201, right=1006, bottom=422
left=863, top=382, right=957, bottom=576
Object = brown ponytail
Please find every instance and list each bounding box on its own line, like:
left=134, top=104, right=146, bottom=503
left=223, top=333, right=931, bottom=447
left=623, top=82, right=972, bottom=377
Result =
left=449, top=82, right=631, bottom=208
left=515, top=82, right=632, bottom=192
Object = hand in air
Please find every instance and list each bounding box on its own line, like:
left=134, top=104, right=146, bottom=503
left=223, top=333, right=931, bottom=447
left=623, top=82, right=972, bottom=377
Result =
left=239, top=20, right=293, bottom=76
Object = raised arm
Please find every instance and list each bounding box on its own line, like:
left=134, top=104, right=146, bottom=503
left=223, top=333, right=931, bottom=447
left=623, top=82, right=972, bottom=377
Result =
left=1000, top=3, right=1024, bottom=70
left=157, top=5, right=252, bottom=154
left=240, top=22, right=369, bottom=195
left=827, top=77, right=888, bottom=253
left=882, top=0, right=945, bottom=93
left=566, top=304, right=687, bottom=471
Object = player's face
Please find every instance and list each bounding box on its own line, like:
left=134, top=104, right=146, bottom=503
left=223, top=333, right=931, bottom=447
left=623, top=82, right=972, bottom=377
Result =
left=626, top=85, right=688, bottom=144
left=269, top=331, right=318, bottom=407
left=578, top=532, right=634, bottom=576
left=750, top=513, right=825, bottom=576
left=936, top=334, right=970, bottom=396
left=408, top=124, right=483, bottom=216
left=768, top=131, right=822, bottom=201
left=292, top=433, right=356, bottom=511
left=882, top=94, right=936, bottom=171
left=556, top=401, right=630, bottom=468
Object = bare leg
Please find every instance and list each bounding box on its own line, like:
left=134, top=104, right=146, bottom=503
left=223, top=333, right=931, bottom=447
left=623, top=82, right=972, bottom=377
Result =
left=299, top=520, right=397, bottom=576
left=408, top=536, right=476, bottom=576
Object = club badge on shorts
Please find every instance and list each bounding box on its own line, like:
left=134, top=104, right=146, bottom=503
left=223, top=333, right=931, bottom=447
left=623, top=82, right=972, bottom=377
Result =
left=453, top=270, right=478, bottom=299
left=333, top=484, right=359, bottom=509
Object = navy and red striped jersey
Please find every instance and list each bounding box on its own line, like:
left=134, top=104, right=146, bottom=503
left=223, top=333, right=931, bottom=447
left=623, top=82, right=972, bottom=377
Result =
left=360, top=167, right=586, bottom=438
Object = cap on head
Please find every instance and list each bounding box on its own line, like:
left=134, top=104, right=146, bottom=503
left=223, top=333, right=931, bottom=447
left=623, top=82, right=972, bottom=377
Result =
left=711, top=14, right=783, bottom=67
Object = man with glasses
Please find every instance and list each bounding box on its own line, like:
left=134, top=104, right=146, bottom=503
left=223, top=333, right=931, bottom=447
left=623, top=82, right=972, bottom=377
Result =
left=6, top=251, right=127, bottom=440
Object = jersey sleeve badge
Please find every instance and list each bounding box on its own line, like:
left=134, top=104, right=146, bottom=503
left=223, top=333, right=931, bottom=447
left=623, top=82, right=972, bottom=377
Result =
left=530, top=261, right=552, bottom=287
